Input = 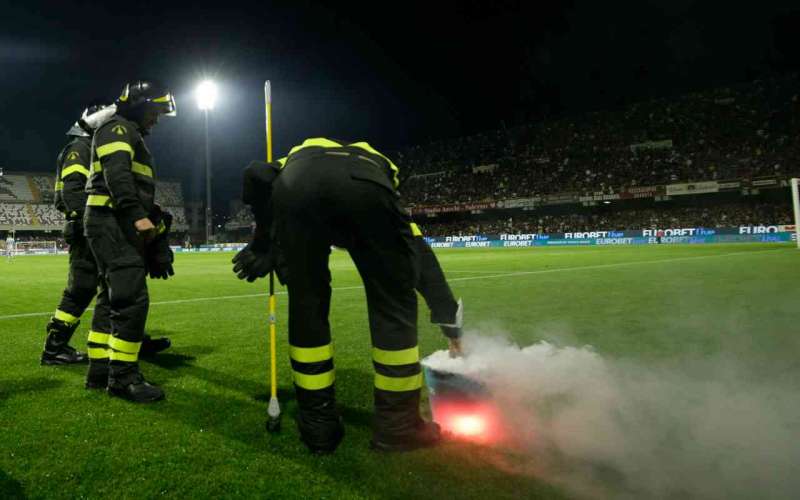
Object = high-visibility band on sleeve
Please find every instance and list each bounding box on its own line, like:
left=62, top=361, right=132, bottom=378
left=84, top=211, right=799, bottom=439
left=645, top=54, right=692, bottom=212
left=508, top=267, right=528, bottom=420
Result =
left=372, top=346, right=419, bottom=366
left=91, top=161, right=102, bottom=174
left=55, top=181, right=64, bottom=191
left=131, top=162, right=154, bottom=178
left=86, top=194, right=114, bottom=208
left=109, top=350, right=138, bottom=362
left=54, top=309, right=79, bottom=325
left=277, top=157, right=287, bottom=168
left=374, top=372, right=423, bottom=392
left=87, top=331, right=110, bottom=345
left=410, top=223, right=422, bottom=237
left=87, top=347, right=111, bottom=360
left=293, top=369, right=335, bottom=390
left=290, top=343, right=334, bottom=363
left=61, top=164, right=90, bottom=179
left=96, top=141, right=134, bottom=159
left=108, top=337, right=141, bottom=355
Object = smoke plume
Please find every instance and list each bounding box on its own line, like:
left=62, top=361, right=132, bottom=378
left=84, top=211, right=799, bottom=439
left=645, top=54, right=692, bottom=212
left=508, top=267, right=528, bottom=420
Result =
left=424, top=332, right=800, bottom=499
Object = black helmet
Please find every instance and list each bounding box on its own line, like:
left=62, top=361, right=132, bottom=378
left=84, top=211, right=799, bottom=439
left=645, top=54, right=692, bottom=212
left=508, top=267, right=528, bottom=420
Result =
left=116, top=80, right=177, bottom=118
left=66, top=100, right=112, bottom=137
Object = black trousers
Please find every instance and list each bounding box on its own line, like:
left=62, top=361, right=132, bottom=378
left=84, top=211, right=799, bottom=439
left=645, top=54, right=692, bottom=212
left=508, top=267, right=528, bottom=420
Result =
left=273, top=152, right=423, bottom=439
left=53, top=231, right=112, bottom=355
left=84, top=208, right=148, bottom=365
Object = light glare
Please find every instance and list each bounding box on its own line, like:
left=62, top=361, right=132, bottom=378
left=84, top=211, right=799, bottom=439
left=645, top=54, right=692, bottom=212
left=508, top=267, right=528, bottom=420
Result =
left=452, top=415, right=487, bottom=437
left=196, top=80, right=218, bottom=110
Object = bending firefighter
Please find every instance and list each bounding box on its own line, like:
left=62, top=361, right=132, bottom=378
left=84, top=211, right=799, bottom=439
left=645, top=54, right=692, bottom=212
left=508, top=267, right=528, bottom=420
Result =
left=83, top=81, right=176, bottom=402
left=233, top=138, right=463, bottom=453
left=42, top=103, right=171, bottom=367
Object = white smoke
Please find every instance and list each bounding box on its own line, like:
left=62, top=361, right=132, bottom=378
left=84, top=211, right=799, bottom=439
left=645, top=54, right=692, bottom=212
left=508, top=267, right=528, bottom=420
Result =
left=424, top=332, right=800, bottom=499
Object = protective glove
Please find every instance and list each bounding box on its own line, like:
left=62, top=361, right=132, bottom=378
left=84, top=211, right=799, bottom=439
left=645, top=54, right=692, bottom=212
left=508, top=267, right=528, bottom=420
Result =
left=147, top=247, right=175, bottom=279
left=63, top=217, right=83, bottom=246
left=232, top=243, right=273, bottom=282
left=146, top=210, right=175, bottom=280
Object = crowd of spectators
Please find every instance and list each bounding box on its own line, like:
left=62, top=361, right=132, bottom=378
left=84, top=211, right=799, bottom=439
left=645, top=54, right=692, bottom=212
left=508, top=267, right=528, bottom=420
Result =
left=226, top=207, right=254, bottom=230
left=0, top=173, right=187, bottom=230
left=156, top=181, right=185, bottom=207
left=419, top=203, right=793, bottom=236
left=0, top=203, right=32, bottom=226
left=396, top=75, right=800, bottom=206
left=31, top=176, right=55, bottom=203
left=29, top=204, right=65, bottom=226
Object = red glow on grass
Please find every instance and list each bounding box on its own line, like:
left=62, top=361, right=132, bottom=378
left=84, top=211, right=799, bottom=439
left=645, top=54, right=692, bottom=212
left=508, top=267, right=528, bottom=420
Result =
left=432, top=401, right=502, bottom=443
left=452, top=414, right=487, bottom=437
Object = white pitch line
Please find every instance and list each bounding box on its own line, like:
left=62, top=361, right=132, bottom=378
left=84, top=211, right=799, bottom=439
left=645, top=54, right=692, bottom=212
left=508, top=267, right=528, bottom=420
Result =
left=0, top=248, right=787, bottom=321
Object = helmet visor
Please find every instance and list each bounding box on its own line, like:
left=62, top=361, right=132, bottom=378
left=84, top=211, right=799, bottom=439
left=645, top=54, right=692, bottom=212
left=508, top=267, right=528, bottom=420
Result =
left=151, top=93, right=177, bottom=117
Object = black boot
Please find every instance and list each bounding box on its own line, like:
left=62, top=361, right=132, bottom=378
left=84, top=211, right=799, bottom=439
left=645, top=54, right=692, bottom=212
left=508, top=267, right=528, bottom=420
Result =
left=297, top=394, right=345, bottom=454
left=85, top=360, right=110, bottom=389
left=299, top=415, right=345, bottom=455
left=107, top=363, right=164, bottom=403
left=41, top=318, right=88, bottom=365
left=139, top=334, right=171, bottom=357
left=371, top=420, right=442, bottom=452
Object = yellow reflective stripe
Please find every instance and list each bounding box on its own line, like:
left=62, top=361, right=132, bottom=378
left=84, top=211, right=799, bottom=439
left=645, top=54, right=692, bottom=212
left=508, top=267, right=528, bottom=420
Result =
left=87, top=331, right=110, bottom=345
left=277, top=157, right=287, bottom=168
left=372, top=346, right=419, bottom=366
left=91, top=161, right=102, bottom=174
left=284, top=138, right=400, bottom=187
left=87, top=347, right=110, bottom=359
left=410, top=223, right=422, bottom=237
left=293, top=370, right=335, bottom=390
left=350, top=142, right=401, bottom=188
left=374, top=372, right=423, bottom=392
left=61, top=164, right=90, bottom=179
left=109, top=350, right=138, bottom=362
left=131, top=162, right=153, bottom=178
left=55, top=181, right=64, bottom=191
left=290, top=344, right=334, bottom=363
left=86, top=194, right=114, bottom=208
left=152, top=94, right=172, bottom=103
left=108, top=337, right=141, bottom=355
left=96, top=141, right=134, bottom=159
left=287, top=137, right=343, bottom=157
left=54, top=309, right=79, bottom=325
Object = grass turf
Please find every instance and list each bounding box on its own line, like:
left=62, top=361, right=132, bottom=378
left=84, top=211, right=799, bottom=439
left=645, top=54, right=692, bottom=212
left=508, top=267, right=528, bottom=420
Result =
left=0, top=243, right=798, bottom=499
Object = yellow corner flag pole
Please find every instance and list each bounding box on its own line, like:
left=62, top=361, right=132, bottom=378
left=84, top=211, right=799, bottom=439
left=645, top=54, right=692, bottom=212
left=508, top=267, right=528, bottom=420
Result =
left=265, top=80, right=281, bottom=432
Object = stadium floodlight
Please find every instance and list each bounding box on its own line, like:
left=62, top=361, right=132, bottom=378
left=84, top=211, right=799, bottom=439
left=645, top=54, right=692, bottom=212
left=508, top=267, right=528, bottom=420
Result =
left=195, top=80, right=217, bottom=111
left=791, top=178, right=800, bottom=249
left=196, top=79, right=218, bottom=245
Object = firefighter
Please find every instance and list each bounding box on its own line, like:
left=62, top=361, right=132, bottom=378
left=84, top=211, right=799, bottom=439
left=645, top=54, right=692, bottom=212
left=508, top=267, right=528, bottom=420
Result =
left=233, top=138, right=463, bottom=453
left=41, top=103, right=110, bottom=366
left=83, top=80, right=176, bottom=403
left=42, top=103, right=172, bottom=370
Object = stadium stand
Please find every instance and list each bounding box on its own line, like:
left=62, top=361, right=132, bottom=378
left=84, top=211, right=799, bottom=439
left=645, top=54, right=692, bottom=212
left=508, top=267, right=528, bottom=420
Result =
left=226, top=76, right=798, bottom=236
left=0, top=175, right=35, bottom=202
left=396, top=75, right=800, bottom=205
left=0, top=173, right=188, bottom=231
left=419, top=203, right=793, bottom=237
left=225, top=207, right=254, bottom=230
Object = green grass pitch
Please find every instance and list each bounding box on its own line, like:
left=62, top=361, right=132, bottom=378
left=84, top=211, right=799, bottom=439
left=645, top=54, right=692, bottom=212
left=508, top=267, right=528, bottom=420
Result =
left=1, top=243, right=798, bottom=499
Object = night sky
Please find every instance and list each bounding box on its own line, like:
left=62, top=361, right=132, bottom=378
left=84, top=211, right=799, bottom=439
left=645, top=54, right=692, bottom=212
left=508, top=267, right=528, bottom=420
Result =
left=1, top=0, right=798, bottom=215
